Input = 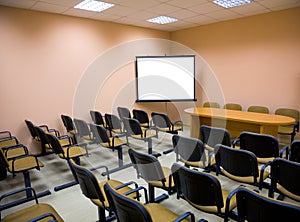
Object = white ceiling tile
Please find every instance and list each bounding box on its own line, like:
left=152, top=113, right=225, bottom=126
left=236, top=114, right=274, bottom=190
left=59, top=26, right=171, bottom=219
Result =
left=0, top=0, right=299, bottom=31
left=168, top=0, right=208, bottom=8
left=146, top=3, right=180, bottom=14
left=0, top=0, right=36, bottom=9
left=31, top=2, right=68, bottom=13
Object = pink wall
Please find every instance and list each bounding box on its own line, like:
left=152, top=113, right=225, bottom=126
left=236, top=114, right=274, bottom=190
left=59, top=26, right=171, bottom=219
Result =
left=1, top=6, right=300, bottom=153
left=0, top=6, right=170, bottom=152
left=171, top=7, right=300, bottom=113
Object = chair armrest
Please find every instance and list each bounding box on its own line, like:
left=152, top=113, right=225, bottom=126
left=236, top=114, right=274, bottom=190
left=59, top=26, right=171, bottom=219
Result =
left=0, top=131, right=12, bottom=138
left=173, top=212, right=195, bottom=222
left=0, top=187, right=38, bottom=204
left=279, top=145, right=289, bottom=159
left=224, top=185, right=241, bottom=221
left=27, top=213, right=58, bottom=222
left=232, top=138, right=240, bottom=148
left=259, top=161, right=272, bottom=190
left=124, top=186, right=149, bottom=204
left=144, top=127, right=158, bottom=138
left=89, top=165, right=110, bottom=180
left=115, top=181, right=138, bottom=190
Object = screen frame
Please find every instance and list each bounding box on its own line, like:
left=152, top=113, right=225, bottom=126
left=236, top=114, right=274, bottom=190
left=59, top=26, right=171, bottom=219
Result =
left=135, top=55, right=196, bottom=102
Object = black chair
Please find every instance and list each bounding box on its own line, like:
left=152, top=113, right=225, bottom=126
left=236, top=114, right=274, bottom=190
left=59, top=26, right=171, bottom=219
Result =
left=90, top=110, right=106, bottom=127
left=203, top=101, right=220, bottom=108
left=68, top=159, right=138, bottom=222
left=73, top=118, right=93, bottom=144
left=269, top=158, right=300, bottom=202
left=103, top=182, right=196, bottom=222
left=128, top=148, right=175, bottom=203
left=290, top=140, right=300, bottom=163
left=200, top=125, right=231, bottom=170
left=151, top=112, right=183, bottom=154
left=122, top=117, right=158, bottom=156
left=89, top=123, right=131, bottom=175
left=233, top=132, right=288, bottom=164
left=236, top=187, right=300, bottom=221
left=133, top=109, right=150, bottom=128
left=0, top=145, right=50, bottom=202
left=151, top=112, right=183, bottom=135
left=172, top=135, right=207, bottom=169
left=46, top=133, right=87, bottom=191
left=275, top=108, right=299, bottom=143
left=215, top=144, right=271, bottom=189
left=171, top=163, right=238, bottom=221
left=25, top=120, right=59, bottom=156
left=61, top=114, right=77, bottom=143
left=117, top=106, right=131, bottom=119
left=104, top=114, right=124, bottom=137
left=0, top=187, right=63, bottom=222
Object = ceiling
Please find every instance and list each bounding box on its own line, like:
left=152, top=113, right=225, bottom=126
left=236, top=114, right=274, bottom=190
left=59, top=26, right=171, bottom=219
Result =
left=1, top=0, right=299, bottom=31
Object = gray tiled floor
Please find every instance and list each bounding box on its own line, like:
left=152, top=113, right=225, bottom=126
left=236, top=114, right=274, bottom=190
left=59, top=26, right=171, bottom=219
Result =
left=0, top=126, right=299, bottom=221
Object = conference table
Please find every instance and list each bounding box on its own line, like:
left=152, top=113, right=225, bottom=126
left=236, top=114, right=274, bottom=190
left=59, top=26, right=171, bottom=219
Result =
left=185, top=107, right=295, bottom=139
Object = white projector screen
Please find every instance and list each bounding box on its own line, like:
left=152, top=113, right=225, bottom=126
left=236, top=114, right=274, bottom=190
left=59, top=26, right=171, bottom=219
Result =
left=135, top=55, right=196, bottom=102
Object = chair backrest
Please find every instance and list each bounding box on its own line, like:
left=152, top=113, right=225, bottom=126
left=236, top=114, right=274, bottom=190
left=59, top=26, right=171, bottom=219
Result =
left=290, top=140, right=300, bottom=163
left=105, top=114, right=122, bottom=131
left=172, top=135, right=206, bottom=163
left=203, top=102, right=220, bottom=108
left=236, top=187, right=300, bottom=221
left=247, top=105, right=269, bottom=114
left=89, top=124, right=110, bottom=144
left=90, top=110, right=105, bottom=126
left=74, top=119, right=91, bottom=137
left=68, top=159, right=106, bottom=203
left=151, top=112, right=172, bottom=128
left=215, top=144, right=259, bottom=179
left=271, top=158, right=300, bottom=198
left=133, top=109, right=149, bottom=125
left=46, top=133, right=64, bottom=155
left=117, top=107, right=131, bottom=119
left=61, top=114, right=75, bottom=132
left=128, top=148, right=165, bottom=182
left=34, top=126, right=50, bottom=146
left=239, top=132, right=279, bottom=159
left=122, top=118, right=143, bottom=136
left=25, top=120, right=38, bottom=139
left=171, top=163, right=224, bottom=211
left=200, top=125, right=231, bottom=148
left=275, top=108, right=299, bottom=131
left=104, top=183, right=151, bottom=222
left=224, top=103, right=242, bottom=111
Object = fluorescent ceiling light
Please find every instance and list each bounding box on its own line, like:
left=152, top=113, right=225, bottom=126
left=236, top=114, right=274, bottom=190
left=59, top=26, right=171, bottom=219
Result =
left=213, top=0, right=253, bottom=8
left=74, top=0, right=114, bottom=12
left=147, top=16, right=178, bottom=25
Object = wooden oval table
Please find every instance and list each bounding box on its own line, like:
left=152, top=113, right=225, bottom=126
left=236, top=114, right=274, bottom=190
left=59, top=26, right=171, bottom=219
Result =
left=185, top=107, right=295, bottom=139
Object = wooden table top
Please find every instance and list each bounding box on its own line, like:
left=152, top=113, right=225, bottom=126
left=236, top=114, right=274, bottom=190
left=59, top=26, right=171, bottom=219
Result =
left=184, top=107, right=295, bottom=126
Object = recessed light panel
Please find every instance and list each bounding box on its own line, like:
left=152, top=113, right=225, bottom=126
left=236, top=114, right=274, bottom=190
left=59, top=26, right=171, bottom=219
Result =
left=147, top=16, right=178, bottom=25
left=74, top=0, right=114, bottom=12
left=213, top=0, right=253, bottom=8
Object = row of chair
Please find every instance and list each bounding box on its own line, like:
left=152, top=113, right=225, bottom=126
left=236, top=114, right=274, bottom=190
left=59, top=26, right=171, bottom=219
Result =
left=203, top=102, right=300, bottom=143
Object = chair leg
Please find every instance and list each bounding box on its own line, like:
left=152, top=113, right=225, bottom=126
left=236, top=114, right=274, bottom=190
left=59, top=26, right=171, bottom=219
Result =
left=97, top=206, right=115, bottom=222
left=148, top=184, right=168, bottom=203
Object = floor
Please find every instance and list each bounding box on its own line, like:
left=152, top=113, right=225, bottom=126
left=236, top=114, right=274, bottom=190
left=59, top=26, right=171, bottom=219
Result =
left=0, top=126, right=299, bottom=222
